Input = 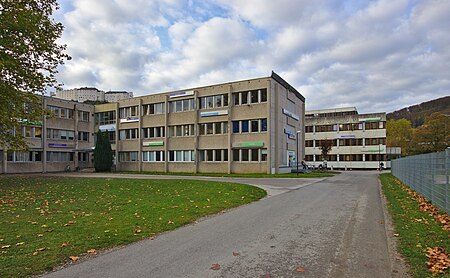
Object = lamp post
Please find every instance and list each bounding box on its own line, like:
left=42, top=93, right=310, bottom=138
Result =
left=296, top=130, right=302, bottom=176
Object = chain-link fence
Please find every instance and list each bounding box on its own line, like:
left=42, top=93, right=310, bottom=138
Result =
left=391, top=148, right=449, bottom=215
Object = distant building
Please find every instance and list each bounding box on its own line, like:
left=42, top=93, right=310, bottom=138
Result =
left=104, top=91, right=133, bottom=103
left=304, top=107, right=387, bottom=170
left=55, top=88, right=132, bottom=103
left=56, top=87, right=105, bottom=102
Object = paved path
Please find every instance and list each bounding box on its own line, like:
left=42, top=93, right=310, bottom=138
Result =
left=43, top=171, right=405, bottom=278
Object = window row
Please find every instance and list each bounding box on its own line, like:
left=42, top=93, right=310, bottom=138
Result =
left=143, top=102, right=165, bottom=115
left=169, top=99, right=195, bottom=113
left=169, top=124, right=195, bottom=137
left=7, top=151, right=42, bottom=162
left=47, top=129, right=75, bottom=140
left=119, top=106, right=139, bottom=118
left=198, top=122, right=228, bottom=135
left=199, top=94, right=228, bottom=109
left=21, top=126, right=42, bottom=138
left=95, top=111, right=116, bottom=125
left=233, top=89, right=267, bottom=106
left=305, top=154, right=387, bottom=162
left=119, top=128, right=138, bottom=140
left=232, top=148, right=267, bottom=162
left=48, top=106, right=74, bottom=119
left=305, top=121, right=386, bottom=133
left=119, top=149, right=269, bottom=163
left=198, top=149, right=228, bottom=162
left=47, top=152, right=74, bottom=162
left=305, top=138, right=386, bottom=147
left=143, top=126, right=165, bottom=138
left=232, top=119, right=267, bottom=134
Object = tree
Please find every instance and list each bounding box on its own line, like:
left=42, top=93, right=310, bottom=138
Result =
left=94, top=131, right=113, bottom=172
left=410, top=112, right=450, bottom=154
left=319, top=139, right=333, bottom=161
left=386, top=119, right=413, bottom=156
left=0, top=0, right=69, bottom=150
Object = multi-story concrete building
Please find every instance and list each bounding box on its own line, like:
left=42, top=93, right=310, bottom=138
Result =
left=1, top=97, right=95, bottom=173
left=95, top=72, right=305, bottom=174
left=1, top=72, right=304, bottom=174
left=304, top=107, right=386, bottom=170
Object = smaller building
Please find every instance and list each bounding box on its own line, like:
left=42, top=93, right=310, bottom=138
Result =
left=104, top=91, right=133, bottom=103
left=55, top=88, right=132, bottom=103
left=304, top=107, right=386, bottom=170
left=1, top=97, right=95, bottom=173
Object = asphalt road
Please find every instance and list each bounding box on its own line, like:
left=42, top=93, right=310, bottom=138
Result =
left=43, top=171, right=405, bottom=278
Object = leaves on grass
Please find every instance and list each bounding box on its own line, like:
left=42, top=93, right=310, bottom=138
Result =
left=69, top=256, right=79, bottom=261
left=426, top=247, right=450, bottom=274
left=210, top=263, right=221, bottom=270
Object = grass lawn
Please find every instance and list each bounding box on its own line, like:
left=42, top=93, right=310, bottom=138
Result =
left=116, top=170, right=339, bottom=179
left=380, top=173, right=450, bottom=277
left=0, top=176, right=266, bottom=278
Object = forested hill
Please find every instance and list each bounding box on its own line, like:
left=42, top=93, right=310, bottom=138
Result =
left=387, top=96, right=450, bottom=127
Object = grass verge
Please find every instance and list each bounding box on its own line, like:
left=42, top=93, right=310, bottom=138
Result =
left=0, top=176, right=266, bottom=277
left=380, top=173, right=450, bottom=277
left=115, top=170, right=339, bottom=178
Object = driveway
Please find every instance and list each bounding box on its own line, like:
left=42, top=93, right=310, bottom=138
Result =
left=42, top=171, right=408, bottom=277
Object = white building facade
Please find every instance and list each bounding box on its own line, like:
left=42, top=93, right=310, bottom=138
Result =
left=304, top=107, right=387, bottom=170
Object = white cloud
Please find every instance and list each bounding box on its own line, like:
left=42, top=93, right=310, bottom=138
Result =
left=55, top=0, right=450, bottom=114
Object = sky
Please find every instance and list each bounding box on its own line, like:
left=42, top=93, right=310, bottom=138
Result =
left=54, top=0, right=450, bottom=113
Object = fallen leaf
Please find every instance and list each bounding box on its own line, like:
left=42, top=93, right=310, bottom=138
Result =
left=168, top=221, right=174, bottom=224
left=69, top=256, right=79, bottom=261
left=135, top=229, right=142, bottom=233
left=210, top=264, right=221, bottom=270
left=233, top=252, right=240, bottom=256
left=87, top=249, right=97, bottom=254
left=16, top=242, right=25, bottom=246
left=296, top=267, right=305, bottom=272
left=61, top=242, right=70, bottom=247
left=32, top=252, right=39, bottom=256
left=37, top=234, right=44, bottom=237
left=1, top=245, right=11, bottom=249
left=393, top=233, right=399, bottom=237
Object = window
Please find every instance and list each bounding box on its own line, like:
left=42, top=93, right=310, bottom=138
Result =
left=7, top=151, right=42, bottom=162
left=198, top=149, right=228, bottom=162
left=78, top=131, right=89, bottom=142
left=198, top=122, right=227, bottom=136
left=232, top=149, right=267, bottom=162
left=232, top=119, right=267, bottom=133
left=198, top=94, right=228, bottom=109
left=95, top=111, right=116, bottom=125
left=78, top=111, right=90, bottom=122
left=305, top=140, right=314, bottom=147
left=78, top=153, right=89, bottom=162
left=365, top=138, right=386, bottom=146
left=119, top=152, right=138, bottom=162
left=365, top=121, right=385, bottom=130
left=46, top=152, right=74, bottom=162
left=47, top=106, right=74, bottom=119
left=142, top=151, right=165, bottom=162
left=168, top=150, right=195, bottom=162
left=232, top=89, right=267, bottom=105
left=305, top=126, right=314, bottom=133
left=47, top=129, right=75, bottom=140
left=169, top=124, right=194, bottom=137
left=119, top=129, right=138, bottom=140
left=170, top=99, right=195, bottom=113
left=22, top=126, right=41, bottom=138
left=119, top=106, right=138, bottom=118
left=143, top=127, right=165, bottom=138
left=143, top=103, right=165, bottom=115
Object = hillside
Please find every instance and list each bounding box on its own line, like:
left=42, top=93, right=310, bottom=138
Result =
left=387, top=96, right=450, bottom=127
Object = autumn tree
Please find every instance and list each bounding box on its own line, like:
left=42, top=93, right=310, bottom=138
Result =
left=386, top=119, right=413, bottom=156
left=410, top=112, right=450, bottom=154
left=94, top=131, right=113, bottom=172
left=0, top=0, right=69, bottom=150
